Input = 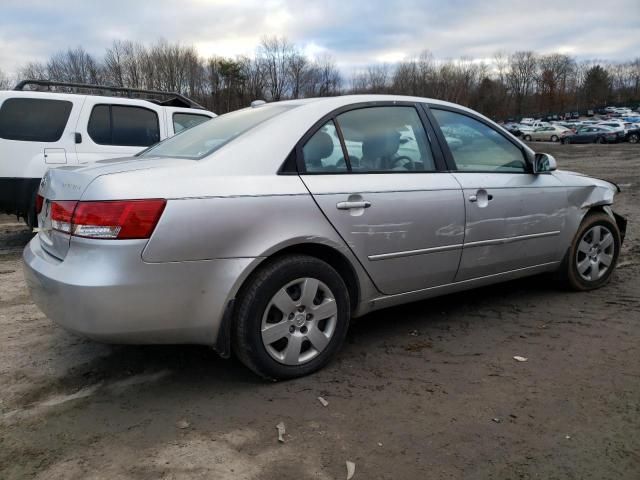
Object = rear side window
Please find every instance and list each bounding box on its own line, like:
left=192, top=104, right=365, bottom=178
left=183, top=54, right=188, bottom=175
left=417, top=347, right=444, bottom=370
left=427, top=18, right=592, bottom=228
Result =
left=88, top=104, right=160, bottom=146
left=302, top=120, right=347, bottom=173
left=173, top=113, right=211, bottom=134
left=0, top=98, right=72, bottom=142
left=87, top=105, right=110, bottom=144
left=335, top=106, right=436, bottom=172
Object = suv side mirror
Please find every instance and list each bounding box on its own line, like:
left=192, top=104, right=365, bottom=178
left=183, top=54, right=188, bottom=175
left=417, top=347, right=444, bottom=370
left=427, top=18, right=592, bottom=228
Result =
left=533, top=153, right=557, bottom=173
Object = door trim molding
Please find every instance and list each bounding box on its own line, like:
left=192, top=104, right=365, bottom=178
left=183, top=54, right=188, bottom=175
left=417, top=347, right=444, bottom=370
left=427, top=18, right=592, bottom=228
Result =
left=368, top=243, right=463, bottom=261
left=463, top=230, right=560, bottom=248
left=367, top=230, right=560, bottom=261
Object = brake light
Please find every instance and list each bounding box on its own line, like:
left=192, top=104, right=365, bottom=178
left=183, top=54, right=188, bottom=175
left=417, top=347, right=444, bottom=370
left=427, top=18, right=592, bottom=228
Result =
left=51, top=201, right=78, bottom=233
left=35, top=194, right=44, bottom=214
left=50, top=199, right=166, bottom=239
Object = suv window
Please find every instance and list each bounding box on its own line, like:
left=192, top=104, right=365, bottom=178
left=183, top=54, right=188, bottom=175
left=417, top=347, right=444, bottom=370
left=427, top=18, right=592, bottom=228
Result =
left=335, top=106, right=435, bottom=172
left=432, top=109, right=527, bottom=173
left=88, top=104, right=160, bottom=146
left=0, top=98, right=72, bottom=142
left=173, top=113, right=211, bottom=134
left=302, top=120, right=347, bottom=172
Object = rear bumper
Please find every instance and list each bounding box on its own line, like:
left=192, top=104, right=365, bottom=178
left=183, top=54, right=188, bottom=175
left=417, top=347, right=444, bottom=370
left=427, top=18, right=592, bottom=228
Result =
left=0, top=177, right=40, bottom=219
left=23, top=235, right=259, bottom=345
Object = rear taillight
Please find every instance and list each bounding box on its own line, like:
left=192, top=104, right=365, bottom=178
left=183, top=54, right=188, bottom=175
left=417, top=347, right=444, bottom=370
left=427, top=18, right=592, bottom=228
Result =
left=35, top=194, right=44, bottom=214
left=50, top=199, right=166, bottom=239
left=51, top=201, right=78, bottom=234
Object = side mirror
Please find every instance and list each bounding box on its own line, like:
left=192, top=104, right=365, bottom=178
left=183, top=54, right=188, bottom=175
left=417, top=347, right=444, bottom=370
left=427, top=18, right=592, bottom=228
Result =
left=533, top=153, right=557, bottom=173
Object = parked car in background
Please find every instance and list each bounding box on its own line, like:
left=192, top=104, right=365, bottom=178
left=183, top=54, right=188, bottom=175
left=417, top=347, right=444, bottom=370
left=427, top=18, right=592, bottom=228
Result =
left=623, top=124, right=640, bottom=144
left=503, top=122, right=523, bottom=137
left=24, top=94, right=626, bottom=379
left=0, top=80, right=216, bottom=226
left=596, top=121, right=627, bottom=141
left=522, top=125, right=570, bottom=142
left=562, top=126, right=618, bottom=144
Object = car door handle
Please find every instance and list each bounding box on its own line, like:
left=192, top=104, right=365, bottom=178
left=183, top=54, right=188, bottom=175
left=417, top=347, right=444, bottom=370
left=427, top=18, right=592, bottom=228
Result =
left=336, top=201, right=371, bottom=210
left=468, top=192, right=493, bottom=202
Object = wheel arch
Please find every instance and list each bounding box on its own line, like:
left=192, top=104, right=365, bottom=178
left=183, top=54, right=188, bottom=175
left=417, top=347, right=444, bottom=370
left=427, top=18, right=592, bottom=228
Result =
left=214, top=241, right=365, bottom=358
left=251, top=242, right=362, bottom=313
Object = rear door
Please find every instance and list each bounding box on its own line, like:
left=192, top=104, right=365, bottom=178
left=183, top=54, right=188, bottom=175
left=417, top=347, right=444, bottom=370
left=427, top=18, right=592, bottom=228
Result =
left=427, top=105, right=568, bottom=281
left=75, top=99, right=163, bottom=163
left=299, top=103, right=465, bottom=295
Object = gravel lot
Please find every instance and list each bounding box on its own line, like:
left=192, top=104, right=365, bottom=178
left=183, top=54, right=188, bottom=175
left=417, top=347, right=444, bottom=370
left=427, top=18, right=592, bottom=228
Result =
left=1, top=143, right=639, bottom=480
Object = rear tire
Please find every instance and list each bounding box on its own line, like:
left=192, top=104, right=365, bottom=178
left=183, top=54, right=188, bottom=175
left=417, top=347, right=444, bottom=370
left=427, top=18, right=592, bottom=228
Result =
left=232, top=255, right=351, bottom=380
left=524, top=135, right=532, bottom=141
left=558, top=212, right=620, bottom=291
left=562, top=137, right=571, bottom=144
left=628, top=133, right=639, bottom=144
left=596, top=136, right=606, bottom=144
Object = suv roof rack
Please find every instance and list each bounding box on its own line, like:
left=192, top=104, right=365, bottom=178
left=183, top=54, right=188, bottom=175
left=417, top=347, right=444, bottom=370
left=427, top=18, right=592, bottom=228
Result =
left=13, top=79, right=205, bottom=109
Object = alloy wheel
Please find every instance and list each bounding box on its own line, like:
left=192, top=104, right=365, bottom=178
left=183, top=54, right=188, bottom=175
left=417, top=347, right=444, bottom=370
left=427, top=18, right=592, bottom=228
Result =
left=575, top=225, right=615, bottom=282
left=260, top=277, right=338, bottom=365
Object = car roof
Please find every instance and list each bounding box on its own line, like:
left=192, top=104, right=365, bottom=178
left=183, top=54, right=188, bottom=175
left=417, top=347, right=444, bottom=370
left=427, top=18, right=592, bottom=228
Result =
left=0, top=89, right=203, bottom=110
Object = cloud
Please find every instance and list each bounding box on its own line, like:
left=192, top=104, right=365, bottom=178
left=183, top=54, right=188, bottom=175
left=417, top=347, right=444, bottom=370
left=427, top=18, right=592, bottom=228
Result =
left=0, top=0, right=638, bottom=76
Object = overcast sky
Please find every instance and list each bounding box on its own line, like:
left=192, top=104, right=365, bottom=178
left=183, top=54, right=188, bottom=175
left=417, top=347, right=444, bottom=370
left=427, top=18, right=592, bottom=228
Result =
left=1, top=0, right=639, bottom=75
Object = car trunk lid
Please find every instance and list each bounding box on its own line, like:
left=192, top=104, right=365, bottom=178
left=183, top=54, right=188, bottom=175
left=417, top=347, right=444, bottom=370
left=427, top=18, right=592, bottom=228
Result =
left=37, top=157, right=186, bottom=260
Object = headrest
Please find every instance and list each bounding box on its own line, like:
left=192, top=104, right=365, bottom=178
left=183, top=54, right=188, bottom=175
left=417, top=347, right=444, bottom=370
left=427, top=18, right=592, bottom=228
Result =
left=304, top=130, right=334, bottom=162
left=362, top=131, right=401, bottom=159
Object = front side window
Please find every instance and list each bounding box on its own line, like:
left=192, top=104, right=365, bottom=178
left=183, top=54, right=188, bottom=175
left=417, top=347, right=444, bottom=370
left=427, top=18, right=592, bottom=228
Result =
left=432, top=109, right=528, bottom=173
left=173, top=113, right=211, bottom=134
left=302, top=121, right=347, bottom=173
left=88, top=104, right=160, bottom=147
left=335, top=106, right=436, bottom=172
left=0, top=98, right=72, bottom=142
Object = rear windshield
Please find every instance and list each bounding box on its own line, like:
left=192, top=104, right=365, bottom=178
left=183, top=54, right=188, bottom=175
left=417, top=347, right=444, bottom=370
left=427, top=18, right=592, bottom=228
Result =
left=141, top=105, right=293, bottom=159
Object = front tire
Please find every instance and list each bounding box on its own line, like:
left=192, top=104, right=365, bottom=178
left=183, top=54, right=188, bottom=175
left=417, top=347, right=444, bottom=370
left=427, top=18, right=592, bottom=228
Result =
left=628, top=133, right=639, bottom=144
left=559, top=212, right=620, bottom=291
left=551, top=135, right=559, bottom=142
left=232, top=255, right=351, bottom=380
left=562, top=137, right=571, bottom=144
left=524, top=134, right=532, bottom=141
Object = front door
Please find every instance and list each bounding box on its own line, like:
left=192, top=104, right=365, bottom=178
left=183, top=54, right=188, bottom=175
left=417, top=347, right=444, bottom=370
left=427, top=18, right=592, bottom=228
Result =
left=299, top=104, right=465, bottom=295
left=429, top=106, right=569, bottom=281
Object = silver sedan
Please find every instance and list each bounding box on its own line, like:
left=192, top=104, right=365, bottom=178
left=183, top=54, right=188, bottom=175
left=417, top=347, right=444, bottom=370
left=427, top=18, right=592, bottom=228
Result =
left=24, top=95, right=627, bottom=379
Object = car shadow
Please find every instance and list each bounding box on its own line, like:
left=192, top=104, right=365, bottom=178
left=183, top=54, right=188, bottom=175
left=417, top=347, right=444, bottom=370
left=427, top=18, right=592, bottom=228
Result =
left=37, top=273, right=558, bottom=396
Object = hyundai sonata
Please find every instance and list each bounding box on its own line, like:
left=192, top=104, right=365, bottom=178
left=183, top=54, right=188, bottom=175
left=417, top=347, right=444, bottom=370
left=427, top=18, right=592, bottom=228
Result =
left=24, top=95, right=626, bottom=379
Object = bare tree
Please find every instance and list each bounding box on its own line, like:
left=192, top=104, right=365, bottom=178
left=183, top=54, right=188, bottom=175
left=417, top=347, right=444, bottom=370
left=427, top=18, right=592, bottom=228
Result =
left=258, top=36, right=294, bottom=101
left=507, top=51, right=538, bottom=114
left=0, top=68, right=11, bottom=89
left=11, top=38, right=640, bottom=118
left=288, top=51, right=309, bottom=99
left=306, top=54, right=342, bottom=97
left=46, top=47, right=102, bottom=84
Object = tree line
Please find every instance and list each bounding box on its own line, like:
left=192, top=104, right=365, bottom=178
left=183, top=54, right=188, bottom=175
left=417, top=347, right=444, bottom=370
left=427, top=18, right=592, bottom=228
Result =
left=2, top=37, right=640, bottom=119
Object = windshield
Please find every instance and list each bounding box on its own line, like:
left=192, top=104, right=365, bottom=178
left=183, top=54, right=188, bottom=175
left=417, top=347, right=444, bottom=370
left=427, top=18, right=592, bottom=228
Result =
left=141, top=104, right=293, bottom=159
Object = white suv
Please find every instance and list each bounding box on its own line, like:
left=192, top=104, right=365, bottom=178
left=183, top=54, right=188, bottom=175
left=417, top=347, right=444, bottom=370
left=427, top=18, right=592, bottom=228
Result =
left=0, top=80, right=216, bottom=225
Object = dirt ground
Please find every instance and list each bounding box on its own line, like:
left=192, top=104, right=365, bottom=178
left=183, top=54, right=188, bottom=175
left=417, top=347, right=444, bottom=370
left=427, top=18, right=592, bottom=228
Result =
left=1, top=143, right=639, bottom=480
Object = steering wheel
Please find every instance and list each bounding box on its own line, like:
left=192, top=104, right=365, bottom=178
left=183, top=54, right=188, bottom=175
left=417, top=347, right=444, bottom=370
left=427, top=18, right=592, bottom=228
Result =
left=389, top=156, right=415, bottom=171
